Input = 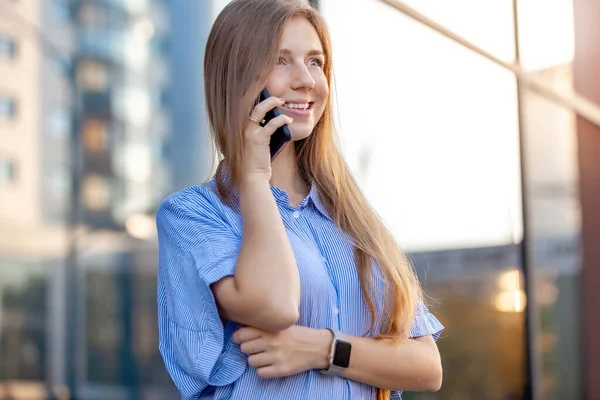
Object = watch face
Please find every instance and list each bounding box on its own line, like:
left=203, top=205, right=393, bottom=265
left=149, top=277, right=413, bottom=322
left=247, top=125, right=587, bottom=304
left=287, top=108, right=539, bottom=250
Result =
left=333, top=340, right=352, bottom=368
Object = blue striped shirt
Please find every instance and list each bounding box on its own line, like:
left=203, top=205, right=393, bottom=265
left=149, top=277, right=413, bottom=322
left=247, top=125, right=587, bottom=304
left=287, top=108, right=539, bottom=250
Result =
left=156, top=177, right=444, bottom=400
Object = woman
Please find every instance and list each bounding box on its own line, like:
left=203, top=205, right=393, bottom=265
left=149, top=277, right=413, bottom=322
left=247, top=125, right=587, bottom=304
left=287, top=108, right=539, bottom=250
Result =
left=156, top=0, right=444, bottom=399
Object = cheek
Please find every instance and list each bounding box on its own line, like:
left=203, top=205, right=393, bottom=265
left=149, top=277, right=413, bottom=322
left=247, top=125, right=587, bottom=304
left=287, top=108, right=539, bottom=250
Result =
left=314, top=79, right=329, bottom=117
left=265, top=69, right=288, bottom=96
left=313, top=74, right=329, bottom=103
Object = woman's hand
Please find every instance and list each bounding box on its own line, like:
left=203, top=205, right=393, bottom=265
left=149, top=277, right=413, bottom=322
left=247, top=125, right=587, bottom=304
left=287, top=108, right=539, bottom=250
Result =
left=242, top=96, right=294, bottom=182
left=232, top=325, right=332, bottom=379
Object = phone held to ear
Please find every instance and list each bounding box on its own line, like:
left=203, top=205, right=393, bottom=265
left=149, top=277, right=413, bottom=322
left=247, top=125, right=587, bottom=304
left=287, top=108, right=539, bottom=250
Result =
left=259, top=88, right=292, bottom=160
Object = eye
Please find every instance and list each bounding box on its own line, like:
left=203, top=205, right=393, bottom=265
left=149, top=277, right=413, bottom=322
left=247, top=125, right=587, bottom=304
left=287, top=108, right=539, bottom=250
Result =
left=308, top=58, right=324, bottom=68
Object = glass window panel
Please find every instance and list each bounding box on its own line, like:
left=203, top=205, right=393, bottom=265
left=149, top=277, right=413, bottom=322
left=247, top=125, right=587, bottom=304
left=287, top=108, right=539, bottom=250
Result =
left=78, top=3, right=108, bottom=29
left=0, top=34, right=17, bottom=59
left=320, top=0, right=527, bottom=398
left=83, top=119, right=109, bottom=152
left=0, top=262, right=48, bottom=382
left=48, top=109, right=72, bottom=139
left=82, top=174, right=111, bottom=211
left=50, top=1, right=72, bottom=22
left=78, top=60, right=110, bottom=93
left=517, top=1, right=584, bottom=398
left=85, top=268, right=123, bottom=384
left=321, top=0, right=522, bottom=252
left=0, top=155, right=16, bottom=183
left=520, top=60, right=584, bottom=400
left=0, top=96, right=17, bottom=120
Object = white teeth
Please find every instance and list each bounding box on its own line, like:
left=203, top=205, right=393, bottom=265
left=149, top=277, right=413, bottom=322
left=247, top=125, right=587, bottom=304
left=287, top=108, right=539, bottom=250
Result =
left=284, top=103, right=309, bottom=110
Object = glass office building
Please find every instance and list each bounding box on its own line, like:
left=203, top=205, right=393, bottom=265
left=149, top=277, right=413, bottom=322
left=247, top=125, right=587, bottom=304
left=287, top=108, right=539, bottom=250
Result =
left=316, top=0, right=586, bottom=398
left=1, top=0, right=598, bottom=399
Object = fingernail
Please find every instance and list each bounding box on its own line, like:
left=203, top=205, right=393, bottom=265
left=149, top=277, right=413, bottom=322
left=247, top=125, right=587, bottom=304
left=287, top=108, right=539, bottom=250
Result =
left=288, top=118, right=294, bottom=123
left=279, top=98, right=286, bottom=103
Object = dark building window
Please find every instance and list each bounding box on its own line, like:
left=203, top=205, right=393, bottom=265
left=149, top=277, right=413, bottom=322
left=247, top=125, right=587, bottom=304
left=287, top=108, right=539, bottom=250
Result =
left=0, top=155, right=16, bottom=183
left=0, top=96, right=17, bottom=120
left=0, top=34, right=17, bottom=59
left=77, top=59, right=110, bottom=92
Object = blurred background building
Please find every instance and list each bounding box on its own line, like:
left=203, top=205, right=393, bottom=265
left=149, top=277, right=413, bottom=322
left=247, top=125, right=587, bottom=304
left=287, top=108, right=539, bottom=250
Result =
left=1, top=0, right=599, bottom=399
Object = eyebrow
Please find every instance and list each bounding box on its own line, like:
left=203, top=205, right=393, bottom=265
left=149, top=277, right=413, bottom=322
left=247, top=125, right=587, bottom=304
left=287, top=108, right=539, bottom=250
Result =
left=280, top=48, right=325, bottom=58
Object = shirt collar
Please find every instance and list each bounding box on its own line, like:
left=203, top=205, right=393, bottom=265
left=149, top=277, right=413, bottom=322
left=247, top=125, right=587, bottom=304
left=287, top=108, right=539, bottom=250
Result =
left=307, top=183, right=334, bottom=222
left=211, top=162, right=333, bottom=222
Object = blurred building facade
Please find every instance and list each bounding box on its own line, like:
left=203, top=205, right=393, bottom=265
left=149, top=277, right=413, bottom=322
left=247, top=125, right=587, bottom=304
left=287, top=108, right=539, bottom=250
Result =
left=1, top=0, right=599, bottom=399
left=168, top=1, right=213, bottom=191
left=0, top=1, right=73, bottom=396
left=0, top=0, right=178, bottom=398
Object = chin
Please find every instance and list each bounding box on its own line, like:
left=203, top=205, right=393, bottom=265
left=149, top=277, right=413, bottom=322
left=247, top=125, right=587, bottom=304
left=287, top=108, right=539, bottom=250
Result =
left=290, top=124, right=315, bottom=142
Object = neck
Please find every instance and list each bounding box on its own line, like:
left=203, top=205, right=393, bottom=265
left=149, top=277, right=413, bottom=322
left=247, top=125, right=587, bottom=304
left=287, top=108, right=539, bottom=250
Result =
left=270, top=143, right=309, bottom=201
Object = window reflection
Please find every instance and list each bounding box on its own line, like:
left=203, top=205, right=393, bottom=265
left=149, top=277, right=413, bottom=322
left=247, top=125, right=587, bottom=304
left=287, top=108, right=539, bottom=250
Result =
left=0, top=264, right=47, bottom=382
left=520, top=64, right=584, bottom=399
left=405, top=247, right=527, bottom=400
left=430, top=279, right=527, bottom=400
left=84, top=260, right=177, bottom=394
left=85, top=269, right=123, bottom=384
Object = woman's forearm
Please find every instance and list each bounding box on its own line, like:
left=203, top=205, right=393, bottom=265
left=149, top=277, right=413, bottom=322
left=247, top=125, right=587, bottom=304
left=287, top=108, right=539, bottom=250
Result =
left=227, top=175, right=300, bottom=329
left=313, top=330, right=442, bottom=392
left=237, top=176, right=300, bottom=303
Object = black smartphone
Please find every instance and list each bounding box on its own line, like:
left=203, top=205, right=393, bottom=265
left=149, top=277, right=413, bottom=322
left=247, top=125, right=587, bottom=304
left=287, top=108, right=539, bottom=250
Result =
left=259, top=88, right=292, bottom=160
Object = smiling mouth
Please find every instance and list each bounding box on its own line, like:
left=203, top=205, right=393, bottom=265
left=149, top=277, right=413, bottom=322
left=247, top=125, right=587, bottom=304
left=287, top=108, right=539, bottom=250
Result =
left=282, top=102, right=314, bottom=111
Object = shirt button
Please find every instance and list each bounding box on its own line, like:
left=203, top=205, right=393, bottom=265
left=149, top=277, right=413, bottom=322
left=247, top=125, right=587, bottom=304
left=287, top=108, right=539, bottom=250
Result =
left=321, top=256, right=327, bottom=263
left=292, top=211, right=301, bottom=218
left=333, top=307, right=339, bottom=315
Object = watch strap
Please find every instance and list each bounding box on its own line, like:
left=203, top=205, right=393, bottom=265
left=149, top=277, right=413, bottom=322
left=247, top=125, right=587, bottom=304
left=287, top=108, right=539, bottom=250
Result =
left=319, top=328, right=349, bottom=376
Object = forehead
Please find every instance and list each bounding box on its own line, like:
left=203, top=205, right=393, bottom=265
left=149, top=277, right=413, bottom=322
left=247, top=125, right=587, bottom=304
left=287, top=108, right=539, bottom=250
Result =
left=279, top=16, right=323, bottom=52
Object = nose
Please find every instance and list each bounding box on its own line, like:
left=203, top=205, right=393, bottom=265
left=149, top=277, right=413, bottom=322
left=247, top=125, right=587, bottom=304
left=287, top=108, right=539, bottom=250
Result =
left=290, top=63, right=315, bottom=91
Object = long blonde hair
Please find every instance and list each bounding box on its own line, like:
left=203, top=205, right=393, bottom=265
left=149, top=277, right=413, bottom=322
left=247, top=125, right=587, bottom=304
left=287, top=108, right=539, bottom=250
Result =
left=204, top=1, right=423, bottom=398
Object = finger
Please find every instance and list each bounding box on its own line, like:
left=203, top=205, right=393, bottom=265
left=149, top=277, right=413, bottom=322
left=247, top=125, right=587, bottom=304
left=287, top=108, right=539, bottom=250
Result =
left=259, top=114, right=293, bottom=139
left=232, top=327, right=263, bottom=344
left=256, top=364, right=292, bottom=379
left=240, top=338, right=267, bottom=355
left=248, top=352, right=274, bottom=369
left=251, top=96, right=285, bottom=121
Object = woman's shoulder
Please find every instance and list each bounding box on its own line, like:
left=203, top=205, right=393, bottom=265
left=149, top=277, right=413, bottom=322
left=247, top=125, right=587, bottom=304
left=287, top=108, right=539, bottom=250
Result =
left=156, top=179, right=233, bottom=226
left=156, top=179, right=242, bottom=252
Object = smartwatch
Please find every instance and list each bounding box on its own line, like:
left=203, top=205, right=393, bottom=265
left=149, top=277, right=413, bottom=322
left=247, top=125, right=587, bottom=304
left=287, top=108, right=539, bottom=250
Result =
left=319, top=328, right=352, bottom=376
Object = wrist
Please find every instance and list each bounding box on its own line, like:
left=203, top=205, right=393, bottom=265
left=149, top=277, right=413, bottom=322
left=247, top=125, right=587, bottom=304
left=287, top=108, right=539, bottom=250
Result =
left=313, top=328, right=333, bottom=370
left=238, top=175, right=273, bottom=205
left=239, top=172, right=270, bottom=189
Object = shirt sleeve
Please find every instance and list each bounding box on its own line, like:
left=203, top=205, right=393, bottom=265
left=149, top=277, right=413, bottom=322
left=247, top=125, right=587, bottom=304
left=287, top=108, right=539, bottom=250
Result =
left=156, top=191, right=247, bottom=398
left=390, top=299, right=445, bottom=399
left=408, top=298, right=444, bottom=341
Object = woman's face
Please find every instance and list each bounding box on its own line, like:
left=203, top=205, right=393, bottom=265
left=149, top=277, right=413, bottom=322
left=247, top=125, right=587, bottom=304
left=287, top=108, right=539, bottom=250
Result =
left=265, top=17, right=329, bottom=141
